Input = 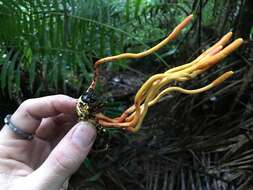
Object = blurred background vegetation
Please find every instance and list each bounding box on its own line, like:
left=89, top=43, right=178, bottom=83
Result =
left=0, top=0, right=253, bottom=189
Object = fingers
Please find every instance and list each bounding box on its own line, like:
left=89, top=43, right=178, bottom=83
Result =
left=25, top=122, right=96, bottom=190
left=0, top=95, right=77, bottom=140
left=35, top=113, right=77, bottom=141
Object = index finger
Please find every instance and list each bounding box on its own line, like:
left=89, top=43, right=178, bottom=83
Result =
left=1, top=95, right=77, bottom=139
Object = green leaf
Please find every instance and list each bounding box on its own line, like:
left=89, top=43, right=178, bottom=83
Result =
left=134, top=0, right=143, bottom=18
left=49, top=15, right=55, bottom=48
left=99, top=26, right=105, bottom=57
left=125, top=0, right=130, bottom=22
left=29, top=56, right=37, bottom=91
left=1, top=49, right=14, bottom=92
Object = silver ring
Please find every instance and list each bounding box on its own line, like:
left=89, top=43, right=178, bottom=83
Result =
left=4, top=114, right=34, bottom=140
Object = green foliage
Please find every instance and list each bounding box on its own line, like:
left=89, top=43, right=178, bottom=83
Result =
left=0, top=0, right=203, bottom=99
left=0, top=0, right=167, bottom=98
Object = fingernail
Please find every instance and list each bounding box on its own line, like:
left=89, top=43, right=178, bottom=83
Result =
left=72, top=122, right=96, bottom=147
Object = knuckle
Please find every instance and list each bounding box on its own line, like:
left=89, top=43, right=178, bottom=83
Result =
left=19, top=99, right=35, bottom=111
left=55, top=94, right=70, bottom=100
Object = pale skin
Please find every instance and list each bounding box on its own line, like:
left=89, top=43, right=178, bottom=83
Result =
left=0, top=95, right=96, bottom=190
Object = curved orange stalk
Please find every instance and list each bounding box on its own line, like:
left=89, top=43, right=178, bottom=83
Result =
left=89, top=14, right=193, bottom=89
left=81, top=15, right=244, bottom=132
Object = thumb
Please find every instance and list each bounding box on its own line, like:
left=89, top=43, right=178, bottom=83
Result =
left=27, top=122, right=96, bottom=190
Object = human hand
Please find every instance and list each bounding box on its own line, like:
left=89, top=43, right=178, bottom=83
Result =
left=0, top=95, right=96, bottom=190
